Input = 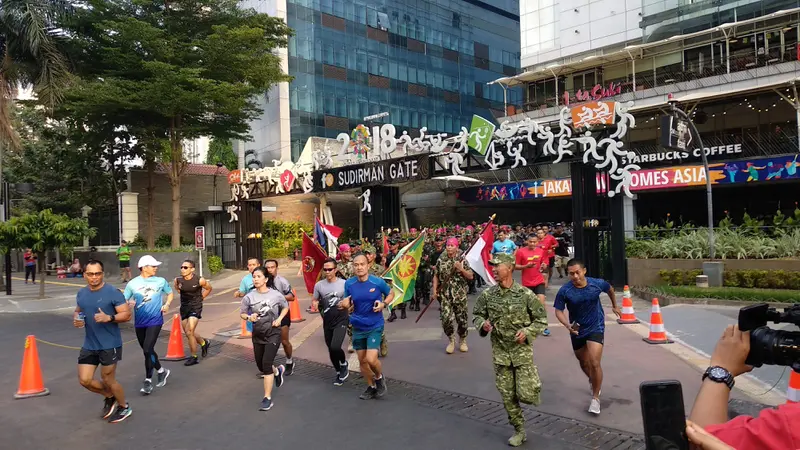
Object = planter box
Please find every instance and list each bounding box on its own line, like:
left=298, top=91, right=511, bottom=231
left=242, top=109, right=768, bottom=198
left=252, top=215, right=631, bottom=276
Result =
left=627, top=258, right=800, bottom=287
left=74, top=251, right=211, bottom=278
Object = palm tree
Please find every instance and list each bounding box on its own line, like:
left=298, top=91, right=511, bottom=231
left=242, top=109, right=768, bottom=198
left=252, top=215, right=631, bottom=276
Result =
left=0, top=0, right=72, bottom=148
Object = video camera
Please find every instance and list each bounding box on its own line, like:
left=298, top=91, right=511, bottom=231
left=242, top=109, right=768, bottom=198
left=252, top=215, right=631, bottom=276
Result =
left=738, top=303, right=800, bottom=373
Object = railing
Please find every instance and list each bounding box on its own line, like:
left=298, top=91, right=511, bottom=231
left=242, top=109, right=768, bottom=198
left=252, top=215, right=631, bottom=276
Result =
left=87, top=206, right=120, bottom=247
left=628, top=129, right=799, bottom=159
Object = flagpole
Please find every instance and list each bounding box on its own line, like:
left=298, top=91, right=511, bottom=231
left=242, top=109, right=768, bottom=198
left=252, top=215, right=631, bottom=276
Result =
left=463, top=214, right=496, bottom=256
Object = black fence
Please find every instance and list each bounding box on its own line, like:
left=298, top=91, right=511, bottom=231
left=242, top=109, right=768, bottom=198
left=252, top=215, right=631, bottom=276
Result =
left=88, top=205, right=120, bottom=247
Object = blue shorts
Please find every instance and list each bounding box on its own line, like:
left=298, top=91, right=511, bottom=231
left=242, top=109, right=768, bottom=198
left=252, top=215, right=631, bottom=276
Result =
left=352, top=326, right=384, bottom=351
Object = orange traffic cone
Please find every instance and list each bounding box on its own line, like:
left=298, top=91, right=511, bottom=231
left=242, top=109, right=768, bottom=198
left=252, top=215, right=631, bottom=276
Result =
left=14, top=335, right=50, bottom=399
left=617, top=285, right=640, bottom=324
left=163, top=314, right=187, bottom=361
left=787, top=370, right=800, bottom=403
left=643, top=298, right=673, bottom=344
left=237, top=319, right=252, bottom=339
left=289, top=289, right=305, bottom=323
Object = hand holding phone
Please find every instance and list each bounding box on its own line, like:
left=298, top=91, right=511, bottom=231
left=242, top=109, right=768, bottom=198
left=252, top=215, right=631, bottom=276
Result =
left=640, top=380, right=689, bottom=450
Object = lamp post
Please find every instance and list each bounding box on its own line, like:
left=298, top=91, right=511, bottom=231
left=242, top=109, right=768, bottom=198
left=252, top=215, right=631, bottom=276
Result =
left=2, top=182, right=34, bottom=294
left=669, top=103, right=716, bottom=259
left=212, top=162, right=224, bottom=205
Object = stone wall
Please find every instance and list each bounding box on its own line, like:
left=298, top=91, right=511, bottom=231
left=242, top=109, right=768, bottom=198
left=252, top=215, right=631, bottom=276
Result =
left=627, top=258, right=800, bottom=286
left=74, top=250, right=211, bottom=278
left=129, top=169, right=229, bottom=243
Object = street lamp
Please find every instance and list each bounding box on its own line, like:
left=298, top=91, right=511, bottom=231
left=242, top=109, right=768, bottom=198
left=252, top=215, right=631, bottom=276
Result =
left=669, top=102, right=716, bottom=259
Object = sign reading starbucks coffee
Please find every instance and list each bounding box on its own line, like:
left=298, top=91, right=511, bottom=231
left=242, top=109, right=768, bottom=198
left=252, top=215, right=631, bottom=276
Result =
left=313, top=154, right=430, bottom=191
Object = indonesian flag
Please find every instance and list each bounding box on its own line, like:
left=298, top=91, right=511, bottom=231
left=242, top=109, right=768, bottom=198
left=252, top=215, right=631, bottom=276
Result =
left=301, top=232, right=327, bottom=294
left=465, top=219, right=496, bottom=286
left=315, top=217, right=342, bottom=249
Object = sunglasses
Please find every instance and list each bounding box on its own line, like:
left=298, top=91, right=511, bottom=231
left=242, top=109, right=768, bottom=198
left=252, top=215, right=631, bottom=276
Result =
left=85, top=272, right=104, bottom=277
left=180, top=266, right=192, bottom=270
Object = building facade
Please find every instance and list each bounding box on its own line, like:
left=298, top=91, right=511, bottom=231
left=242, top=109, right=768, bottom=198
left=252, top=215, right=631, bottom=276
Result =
left=238, top=0, right=522, bottom=166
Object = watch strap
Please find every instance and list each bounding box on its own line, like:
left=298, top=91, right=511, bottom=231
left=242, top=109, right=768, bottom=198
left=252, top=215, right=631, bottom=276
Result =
left=703, top=366, right=735, bottom=389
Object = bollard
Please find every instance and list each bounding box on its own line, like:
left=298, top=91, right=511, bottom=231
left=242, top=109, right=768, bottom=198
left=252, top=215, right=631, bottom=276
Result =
left=695, top=275, right=709, bottom=288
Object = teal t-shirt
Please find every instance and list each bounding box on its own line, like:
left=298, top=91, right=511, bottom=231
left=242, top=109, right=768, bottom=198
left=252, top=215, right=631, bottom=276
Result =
left=123, top=276, right=172, bottom=328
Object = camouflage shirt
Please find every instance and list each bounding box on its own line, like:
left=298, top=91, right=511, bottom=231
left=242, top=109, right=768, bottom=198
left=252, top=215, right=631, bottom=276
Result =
left=369, top=263, right=384, bottom=277
left=472, top=282, right=548, bottom=367
left=337, top=260, right=353, bottom=280
left=434, top=252, right=472, bottom=297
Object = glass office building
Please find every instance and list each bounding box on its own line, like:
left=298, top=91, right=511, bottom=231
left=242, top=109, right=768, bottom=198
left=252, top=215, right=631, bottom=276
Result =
left=241, top=0, right=522, bottom=165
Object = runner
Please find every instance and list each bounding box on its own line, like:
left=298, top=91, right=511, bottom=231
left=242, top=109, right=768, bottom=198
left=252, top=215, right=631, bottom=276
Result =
left=23, top=248, right=37, bottom=284
left=553, top=259, right=621, bottom=415
left=175, top=260, right=212, bottom=366
left=264, top=259, right=296, bottom=375
left=74, top=260, right=133, bottom=423
left=552, top=224, right=572, bottom=278
left=234, top=257, right=260, bottom=337
left=537, top=227, right=558, bottom=283
left=239, top=267, right=288, bottom=411
left=312, top=258, right=349, bottom=385
left=362, top=244, right=389, bottom=357
left=492, top=229, right=517, bottom=255
left=515, top=235, right=551, bottom=336
left=123, top=255, right=173, bottom=395
left=116, top=240, right=132, bottom=283
left=340, top=253, right=394, bottom=400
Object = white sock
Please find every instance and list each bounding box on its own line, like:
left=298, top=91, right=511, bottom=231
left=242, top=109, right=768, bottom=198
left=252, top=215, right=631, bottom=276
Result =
left=157, top=367, right=165, bottom=373
left=375, top=375, right=382, bottom=380
left=145, top=378, right=152, bottom=382
left=286, top=358, right=292, bottom=364
left=340, top=361, right=347, bottom=367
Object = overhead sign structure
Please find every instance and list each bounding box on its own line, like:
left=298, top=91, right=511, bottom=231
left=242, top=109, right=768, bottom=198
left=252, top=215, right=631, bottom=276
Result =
left=313, top=154, right=430, bottom=192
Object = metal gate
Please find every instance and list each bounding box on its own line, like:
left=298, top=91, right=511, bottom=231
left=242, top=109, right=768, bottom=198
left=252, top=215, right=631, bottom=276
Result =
left=218, top=200, right=263, bottom=269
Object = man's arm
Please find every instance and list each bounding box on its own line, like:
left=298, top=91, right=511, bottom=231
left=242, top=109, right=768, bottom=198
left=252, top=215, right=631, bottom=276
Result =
left=521, top=292, right=548, bottom=339
left=472, top=291, right=487, bottom=331
left=112, top=301, right=132, bottom=323
left=200, top=278, right=212, bottom=298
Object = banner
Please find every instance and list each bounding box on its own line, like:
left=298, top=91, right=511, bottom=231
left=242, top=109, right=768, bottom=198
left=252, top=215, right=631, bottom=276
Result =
left=383, top=231, right=427, bottom=309
left=456, top=154, right=800, bottom=203
left=301, top=232, right=327, bottom=294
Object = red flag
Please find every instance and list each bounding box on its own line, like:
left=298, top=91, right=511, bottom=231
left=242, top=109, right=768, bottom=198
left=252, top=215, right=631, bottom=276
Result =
left=382, top=234, right=389, bottom=258
left=465, top=219, right=496, bottom=285
left=301, top=232, right=327, bottom=294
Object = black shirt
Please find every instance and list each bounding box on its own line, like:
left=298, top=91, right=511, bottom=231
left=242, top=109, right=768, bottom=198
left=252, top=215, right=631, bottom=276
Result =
left=553, top=232, right=572, bottom=257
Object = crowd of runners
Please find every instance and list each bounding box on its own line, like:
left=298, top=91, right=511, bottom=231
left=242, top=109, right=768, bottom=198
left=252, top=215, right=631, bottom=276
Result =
left=70, top=222, right=625, bottom=447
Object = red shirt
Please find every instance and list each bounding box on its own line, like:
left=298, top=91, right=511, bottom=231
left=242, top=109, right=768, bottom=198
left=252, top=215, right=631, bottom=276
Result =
left=516, top=247, right=546, bottom=287
left=707, top=403, right=800, bottom=450
left=542, top=234, right=558, bottom=258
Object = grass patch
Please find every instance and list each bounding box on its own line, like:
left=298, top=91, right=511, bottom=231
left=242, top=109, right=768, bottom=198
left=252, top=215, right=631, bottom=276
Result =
left=649, top=284, right=800, bottom=303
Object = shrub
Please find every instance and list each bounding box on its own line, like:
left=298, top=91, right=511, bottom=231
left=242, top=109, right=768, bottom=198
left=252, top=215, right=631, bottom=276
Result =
left=207, top=255, right=224, bottom=275
left=265, top=247, right=287, bottom=259
left=660, top=268, right=800, bottom=290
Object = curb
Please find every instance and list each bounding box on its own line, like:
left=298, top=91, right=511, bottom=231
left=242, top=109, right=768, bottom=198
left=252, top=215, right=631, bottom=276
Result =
left=630, top=287, right=796, bottom=309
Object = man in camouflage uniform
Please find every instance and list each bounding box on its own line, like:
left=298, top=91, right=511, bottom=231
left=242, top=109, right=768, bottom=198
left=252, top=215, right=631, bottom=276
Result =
left=363, top=244, right=389, bottom=357
left=432, top=237, right=474, bottom=354
left=472, top=253, right=548, bottom=447
left=412, top=235, right=435, bottom=311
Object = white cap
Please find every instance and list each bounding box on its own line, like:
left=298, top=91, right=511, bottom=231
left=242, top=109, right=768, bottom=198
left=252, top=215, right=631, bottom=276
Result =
left=137, top=255, right=162, bottom=268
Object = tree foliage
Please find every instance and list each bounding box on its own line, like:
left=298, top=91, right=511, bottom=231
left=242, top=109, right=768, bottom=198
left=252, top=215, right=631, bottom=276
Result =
left=205, top=138, right=237, bottom=171
left=0, top=209, right=95, bottom=298
left=59, top=0, right=292, bottom=247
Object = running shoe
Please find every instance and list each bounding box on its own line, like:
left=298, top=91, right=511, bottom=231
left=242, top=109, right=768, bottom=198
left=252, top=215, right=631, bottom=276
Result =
left=359, top=386, right=377, bottom=400
left=156, top=368, right=170, bottom=387
left=338, top=362, right=349, bottom=382
left=542, top=328, right=551, bottom=336
left=333, top=375, right=343, bottom=386
left=201, top=340, right=210, bottom=358
left=588, top=398, right=601, bottom=415
left=274, top=365, right=285, bottom=387
left=259, top=397, right=273, bottom=411
left=102, top=396, right=118, bottom=419
left=375, top=376, right=387, bottom=398
left=140, top=379, right=153, bottom=395
left=108, top=404, right=132, bottom=423
left=285, top=361, right=294, bottom=375
left=184, top=356, right=199, bottom=366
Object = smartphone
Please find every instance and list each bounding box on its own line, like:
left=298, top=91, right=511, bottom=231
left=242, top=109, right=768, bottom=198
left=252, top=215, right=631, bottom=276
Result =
left=639, top=380, right=689, bottom=450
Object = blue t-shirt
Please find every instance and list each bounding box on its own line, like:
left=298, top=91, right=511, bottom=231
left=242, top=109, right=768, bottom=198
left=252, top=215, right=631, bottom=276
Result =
left=124, top=276, right=173, bottom=328
left=239, top=273, right=255, bottom=295
left=344, top=275, right=391, bottom=331
left=77, top=284, right=127, bottom=350
left=553, top=277, right=611, bottom=338
left=492, top=239, right=517, bottom=255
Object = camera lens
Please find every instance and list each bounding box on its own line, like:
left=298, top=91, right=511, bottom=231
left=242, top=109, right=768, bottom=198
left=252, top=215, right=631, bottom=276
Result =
left=749, top=327, right=800, bottom=368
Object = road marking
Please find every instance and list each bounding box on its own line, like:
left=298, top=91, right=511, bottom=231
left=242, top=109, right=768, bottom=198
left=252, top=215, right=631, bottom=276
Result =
left=11, top=277, right=83, bottom=288
left=607, top=313, right=785, bottom=405
left=290, top=316, right=323, bottom=349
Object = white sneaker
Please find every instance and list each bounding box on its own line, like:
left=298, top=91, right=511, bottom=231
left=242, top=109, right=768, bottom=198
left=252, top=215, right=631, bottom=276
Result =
left=588, top=398, right=601, bottom=415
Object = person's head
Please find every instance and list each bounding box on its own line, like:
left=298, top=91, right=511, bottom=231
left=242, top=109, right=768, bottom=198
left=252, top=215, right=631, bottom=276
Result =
left=322, top=258, right=337, bottom=281
left=363, top=245, right=376, bottom=263
left=84, top=260, right=105, bottom=289
left=352, top=253, right=369, bottom=278
left=180, top=259, right=196, bottom=277
left=434, top=238, right=444, bottom=250
left=73, top=258, right=80, bottom=265
left=339, top=244, right=352, bottom=260
left=498, top=230, right=507, bottom=241
left=121, top=240, right=127, bottom=246
left=137, top=255, right=162, bottom=277
left=252, top=266, right=274, bottom=289
left=247, top=257, right=260, bottom=273
left=391, top=240, right=400, bottom=250
left=264, top=259, right=279, bottom=277
left=543, top=225, right=550, bottom=233
left=25, top=248, right=31, bottom=253
left=488, top=254, right=515, bottom=282
left=446, top=237, right=459, bottom=256
left=526, top=235, right=539, bottom=249
left=566, top=259, right=587, bottom=286
left=536, top=229, right=546, bottom=240
left=555, top=224, right=564, bottom=234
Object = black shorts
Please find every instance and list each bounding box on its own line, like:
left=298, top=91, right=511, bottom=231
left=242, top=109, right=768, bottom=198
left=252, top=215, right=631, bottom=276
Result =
left=180, top=304, right=203, bottom=320
left=570, top=332, right=604, bottom=351
left=281, top=314, right=291, bottom=328
left=548, top=256, right=555, bottom=267
left=119, top=260, right=130, bottom=268
left=526, top=284, right=546, bottom=295
left=78, top=347, right=122, bottom=366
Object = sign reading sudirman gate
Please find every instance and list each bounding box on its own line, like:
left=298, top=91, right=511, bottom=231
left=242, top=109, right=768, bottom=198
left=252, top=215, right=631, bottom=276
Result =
left=312, top=154, right=430, bottom=191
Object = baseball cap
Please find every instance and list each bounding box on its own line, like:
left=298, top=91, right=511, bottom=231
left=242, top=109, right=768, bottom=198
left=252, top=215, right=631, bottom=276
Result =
left=137, top=255, right=162, bottom=268
left=362, top=244, right=376, bottom=254
left=488, top=253, right=515, bottom=266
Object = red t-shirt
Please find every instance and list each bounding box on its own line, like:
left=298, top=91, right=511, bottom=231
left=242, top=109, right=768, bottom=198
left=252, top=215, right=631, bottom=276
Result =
left=516, top=247, right=545, bottom=287
left=542, top=234, right=558, bottom=258
left=706, top=403, right=800, bottom=450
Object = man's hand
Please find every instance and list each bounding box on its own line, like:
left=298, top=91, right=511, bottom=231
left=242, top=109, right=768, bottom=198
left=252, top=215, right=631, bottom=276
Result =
left=514, top=330, right=527, bottom=344
left=161, top=304, right=169, bottom=313
left=482, top=320, right=493, bottom=333
left=431, top=291, right=438, bottom=302
left=73, top=311, right=85, bottom=328
left=272, top=319, right=282, bottom=328
left=611, top=306, right=622, bottom=318
left=454, top=261, right=463, bottom=271
left=94, top=308, right=110, bottom=323
left=373, top=301, right=385, bottom=313
left=686, top=420, right=734, bottom=450
left=526, top=262, right=534, bottom=268
left=312, top=300, right=320, bottom=311
left=234, top=291, right=242, bottom=298
left=567, top=322, right=579, bottom=335
left=249, top=313, right=259, bottom=322
left=710, top=325, right=752, bottom=377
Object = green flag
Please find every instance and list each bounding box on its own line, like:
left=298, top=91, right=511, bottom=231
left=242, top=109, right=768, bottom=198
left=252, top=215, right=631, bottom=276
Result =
left=468, top=115, right=496, bottom=155
left=382, top=230, right=427, bottom=309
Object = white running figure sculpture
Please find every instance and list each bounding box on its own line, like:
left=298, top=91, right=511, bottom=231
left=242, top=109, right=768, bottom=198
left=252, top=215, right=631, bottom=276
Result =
left=358, top=189, right=372, bottom=213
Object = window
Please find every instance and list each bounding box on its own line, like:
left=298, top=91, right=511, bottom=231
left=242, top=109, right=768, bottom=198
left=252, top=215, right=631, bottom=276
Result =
left=452, top=13, right=461, bottom=29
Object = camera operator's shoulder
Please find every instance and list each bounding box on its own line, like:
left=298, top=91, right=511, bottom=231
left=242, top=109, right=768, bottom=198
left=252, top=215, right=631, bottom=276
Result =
left=706, top=402, right=800, bottom=450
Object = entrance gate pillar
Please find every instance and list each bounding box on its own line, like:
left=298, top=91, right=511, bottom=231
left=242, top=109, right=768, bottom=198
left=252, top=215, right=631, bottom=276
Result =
left=362, top=186, right=401, bottom=242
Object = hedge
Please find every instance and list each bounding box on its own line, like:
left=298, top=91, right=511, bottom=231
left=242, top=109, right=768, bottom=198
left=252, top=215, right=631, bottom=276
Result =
left=658, top=269, right=800, bottom=290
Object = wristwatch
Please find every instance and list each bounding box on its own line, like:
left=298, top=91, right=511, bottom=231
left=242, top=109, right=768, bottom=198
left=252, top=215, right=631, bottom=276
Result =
left=702, top=366, right=735, bottom=390
left=109, top=314, right=115, bottom=323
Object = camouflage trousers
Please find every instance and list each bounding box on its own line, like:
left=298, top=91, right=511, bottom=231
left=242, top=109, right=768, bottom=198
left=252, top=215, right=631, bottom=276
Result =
left=439, top=292, right=469, bottom=339
left=494, top=364, right=542, bottom=431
